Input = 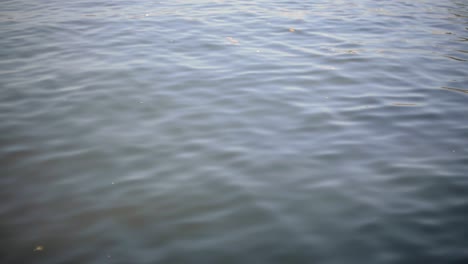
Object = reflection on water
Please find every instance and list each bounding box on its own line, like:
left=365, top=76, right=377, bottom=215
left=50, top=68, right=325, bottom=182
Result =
left=1, top=0, right=468, bottom=263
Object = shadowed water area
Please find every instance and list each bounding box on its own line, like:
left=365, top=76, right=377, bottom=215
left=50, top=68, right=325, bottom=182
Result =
left=1, top=0, right=468, bottom=263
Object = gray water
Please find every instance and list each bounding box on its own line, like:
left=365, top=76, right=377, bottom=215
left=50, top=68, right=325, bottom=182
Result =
left=1, top=0, right=468, bottom=263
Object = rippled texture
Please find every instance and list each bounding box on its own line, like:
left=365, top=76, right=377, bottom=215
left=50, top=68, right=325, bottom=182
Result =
left=1, top=0, right=468, bottom=263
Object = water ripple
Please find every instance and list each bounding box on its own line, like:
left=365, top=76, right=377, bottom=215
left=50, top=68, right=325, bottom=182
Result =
left=1, top=0, right=468, bottom=263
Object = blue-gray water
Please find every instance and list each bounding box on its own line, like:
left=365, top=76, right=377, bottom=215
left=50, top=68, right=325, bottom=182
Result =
left=1, top=0, right=468, bottom=263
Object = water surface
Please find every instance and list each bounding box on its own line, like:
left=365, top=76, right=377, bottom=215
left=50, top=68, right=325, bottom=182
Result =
left=1, top=0, right=468, bottom=263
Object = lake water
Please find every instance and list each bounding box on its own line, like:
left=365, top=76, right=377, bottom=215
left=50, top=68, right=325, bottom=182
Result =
left=1, top=0, right=468, bottom=263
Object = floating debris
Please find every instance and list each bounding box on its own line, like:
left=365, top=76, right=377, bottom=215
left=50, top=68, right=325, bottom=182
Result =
left=226, top=37, right=239, bottom=45
left=345, top=50, right=358, bottom=54
left=442, top=86, right=468, bottom=94
left=289, top=28, right=296, bottom=32
left=34, top=246, right=44, bottom=252
left=431, top=30, right=453, bottom=35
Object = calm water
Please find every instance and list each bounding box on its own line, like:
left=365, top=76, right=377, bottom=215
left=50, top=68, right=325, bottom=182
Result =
left=1, top=0, right=468, bottom=263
